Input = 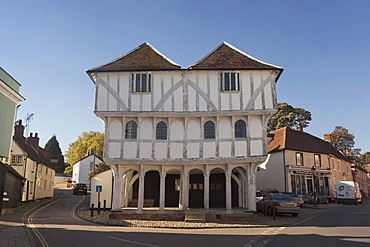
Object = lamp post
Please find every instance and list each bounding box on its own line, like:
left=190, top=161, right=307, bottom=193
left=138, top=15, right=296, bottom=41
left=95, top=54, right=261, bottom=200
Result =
left=311, top=166, right=317, bottom=207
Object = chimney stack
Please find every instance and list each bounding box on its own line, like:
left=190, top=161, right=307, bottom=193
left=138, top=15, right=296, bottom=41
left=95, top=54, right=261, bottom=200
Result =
left=26, top=132, right=40, bottom=148
left=14, top=120, right=25, bottom=140
left=296, top=123, right=303, bottom=132
left=324, top=133, right=332, bottom=143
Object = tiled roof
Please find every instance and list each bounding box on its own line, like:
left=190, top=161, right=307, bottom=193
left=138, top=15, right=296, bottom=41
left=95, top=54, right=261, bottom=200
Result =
left=13, top=136, right=53, bottom=168
left=87, top=42, right=181, bottom=72
left=268, top=127, right=349, bottom=161
left=189, top=41, right=283, bottom=72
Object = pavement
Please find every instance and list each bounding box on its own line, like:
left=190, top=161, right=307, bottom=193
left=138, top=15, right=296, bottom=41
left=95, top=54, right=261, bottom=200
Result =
left=0, top=195, right=341, bottom=247
left=0, top=198, right=55, bottom=247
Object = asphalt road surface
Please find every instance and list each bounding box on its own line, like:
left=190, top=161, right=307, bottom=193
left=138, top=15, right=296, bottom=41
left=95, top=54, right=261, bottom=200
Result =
left=265, top=198, right=370, bottom=247
left=29, top=189, right=270, bottom=247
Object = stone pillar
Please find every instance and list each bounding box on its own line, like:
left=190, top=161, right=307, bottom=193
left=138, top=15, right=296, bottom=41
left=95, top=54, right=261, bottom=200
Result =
left=204, top=171, right=210, bottom=211
left=247, top=164, right=257, bottom=211
left=138, top=169, right=145, bottom=212
left=181, top=172, right=189, bottom=210
left=226, top=168, right=232, bottom=211
left=111, top=165, right=123, bottom=211
left=159, top=172, right=166, bottom=211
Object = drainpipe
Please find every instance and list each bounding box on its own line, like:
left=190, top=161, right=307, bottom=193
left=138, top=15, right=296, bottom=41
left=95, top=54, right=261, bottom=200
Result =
left=23, top=155, right=28, bottom=202
left=283, top=150, right=287, bottom=192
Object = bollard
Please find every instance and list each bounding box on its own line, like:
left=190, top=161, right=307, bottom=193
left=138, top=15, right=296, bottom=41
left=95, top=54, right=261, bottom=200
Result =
left=272, top=206, right=276, bottom=220
left=98, top=201, right=101, bottom=214
left=91, top=203, right=94, bottom=217
left=104, top=200, right=106, bottom=211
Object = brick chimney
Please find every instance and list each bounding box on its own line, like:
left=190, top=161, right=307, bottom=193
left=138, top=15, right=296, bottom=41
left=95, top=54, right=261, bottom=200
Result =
left=296, top=123, right=303, bottom=132
left=14, top=120, right=25, bottom=140
left=26, top=132, right=40, bottom=148
left=324, top=133, right=332, bottom=143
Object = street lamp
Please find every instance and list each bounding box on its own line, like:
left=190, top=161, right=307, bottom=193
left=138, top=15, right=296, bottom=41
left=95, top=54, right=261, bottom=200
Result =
left=311, top=166, right=317, bottom=207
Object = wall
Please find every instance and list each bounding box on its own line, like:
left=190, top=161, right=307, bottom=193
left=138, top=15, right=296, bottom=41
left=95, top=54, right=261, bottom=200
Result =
left=256, top=151, right=285, bottom=192
left=90, top=169, right=113, bottom=209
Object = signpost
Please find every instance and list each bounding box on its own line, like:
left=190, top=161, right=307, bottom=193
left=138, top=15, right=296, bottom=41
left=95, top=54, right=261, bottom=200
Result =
left=96, top=185, right=102, bottom=214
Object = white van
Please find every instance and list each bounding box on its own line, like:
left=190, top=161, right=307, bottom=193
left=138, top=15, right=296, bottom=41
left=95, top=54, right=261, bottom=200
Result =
left=336, top=181, right=362, bottom=204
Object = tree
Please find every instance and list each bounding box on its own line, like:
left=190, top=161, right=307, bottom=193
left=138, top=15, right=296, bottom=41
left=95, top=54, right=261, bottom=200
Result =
left=88, top=162, right=111, bottom=179
left=330, top=126, right=355, bottom=154
left=358, top=152, right=370, bottom=165
left=44, top=135, right=66, bottom=173
left=64, top=131, right=104, bottom=175
left=268, top=102, right=312, bottom=132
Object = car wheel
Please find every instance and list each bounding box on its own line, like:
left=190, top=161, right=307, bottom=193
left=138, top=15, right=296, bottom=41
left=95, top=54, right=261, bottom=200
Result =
left=292, top=213, right=298, bottom=217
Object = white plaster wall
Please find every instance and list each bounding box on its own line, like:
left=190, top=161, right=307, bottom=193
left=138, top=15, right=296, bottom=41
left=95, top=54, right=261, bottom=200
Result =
left=108, top=143, right=121, bottom=159
left=252, top=74, right=262, bottom=109
left=155, top=142, right=167, bottom=159
left=140, top=143, right=152, bottom=158
left=218, top=118, right=231, bottom=139
left=264, top=81, right=273, bottom=109
left=108, top=75, right=118, bottom=111
left=208, top=73, right=219, bottom=106
left=142, top=94, right=151, bottom=111
left=123, top=142, right=137, bottom=159
left=231, top=93, right=240, bottom=110
left=241, top=72, right=251, bottom=109
left=173, top=86, right=183, bottom=111
left=170, top=143, right=183, bottom=159
left=109, top=119, right=122, bottom=139
left=187, top=119, right=200, bottom=139
left=203, top=142, right=216, bottom=158
left=235, top=141, right=247, bottom=157
left=97, top=81, right=107, bottom=111
left=118, top=74, right=130, bottom=108
left=188, top=86, right=196, bottom=111
left=187, top=143, right=200, bottom=158
left=250, top=140, right=263, bottom=156
left=220, top=94, right=229, bottom=110
left=219, top=141, right=231, bottom=157
left=256, top=152, right=285, bottom=192
left=140, top=119, right=152, bottom=139
left=249, top=116, right=262, bottom=138
left=170, top=120, right=184, bottom=140
left=90, top=169, right=113, bottom=209
left=130, top=94, right=140, bottom=111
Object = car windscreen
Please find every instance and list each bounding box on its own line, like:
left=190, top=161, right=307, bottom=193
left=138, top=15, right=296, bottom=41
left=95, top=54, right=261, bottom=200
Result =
left=274, top=194, right=293, bottom=200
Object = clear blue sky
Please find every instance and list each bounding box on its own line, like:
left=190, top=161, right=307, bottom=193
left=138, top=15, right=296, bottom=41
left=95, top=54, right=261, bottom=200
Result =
left=1, top=1, right=369, bottom=154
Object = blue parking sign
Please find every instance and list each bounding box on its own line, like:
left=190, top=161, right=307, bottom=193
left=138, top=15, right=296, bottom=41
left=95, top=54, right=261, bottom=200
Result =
left=96, top=185, right=102, bottom=192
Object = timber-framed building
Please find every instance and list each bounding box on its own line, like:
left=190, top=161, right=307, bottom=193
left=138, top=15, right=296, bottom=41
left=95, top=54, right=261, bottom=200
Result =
left=87, top=42, right=283, bottom=221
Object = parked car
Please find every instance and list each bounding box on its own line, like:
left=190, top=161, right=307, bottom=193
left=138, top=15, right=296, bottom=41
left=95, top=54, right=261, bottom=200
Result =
left=256, top=191, right=263, bottom=202
left=257, top=193, right=301, bottom=217
left=282, top=192, right=304, bottom=208
left=303, top=192, right=329, bottom=204
left=73, top=183, right=88, bottom=195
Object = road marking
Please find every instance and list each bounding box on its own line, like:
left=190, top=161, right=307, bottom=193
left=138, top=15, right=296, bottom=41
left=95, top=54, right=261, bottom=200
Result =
left=26, top=199, right=60, bottom=247
left=243, top=227, right=285, bottom=247
left=108, top=236, right=160, bottom=247
left=71, top=195, right=88, bottom=223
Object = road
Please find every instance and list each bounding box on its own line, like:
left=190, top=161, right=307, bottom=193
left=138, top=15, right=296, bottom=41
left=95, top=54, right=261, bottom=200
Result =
left=28, top=189, right=270, bottom=247
left=28, top=189, right=370, bottom=247
left=265, top=198, right=370, bottom=247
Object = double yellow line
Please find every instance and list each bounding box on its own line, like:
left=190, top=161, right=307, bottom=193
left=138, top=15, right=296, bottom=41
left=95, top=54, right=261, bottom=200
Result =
left=24, top=199, right=59, bottom=247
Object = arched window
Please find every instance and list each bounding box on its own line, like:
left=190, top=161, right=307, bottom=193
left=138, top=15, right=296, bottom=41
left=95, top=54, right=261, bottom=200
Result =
left=156, top=121, right=167, bottom=140
left=235, top=120, right=246, bottom=138
left=125, top=121, right=137, bottom=139
left=204, top=121, right=215, bottom=139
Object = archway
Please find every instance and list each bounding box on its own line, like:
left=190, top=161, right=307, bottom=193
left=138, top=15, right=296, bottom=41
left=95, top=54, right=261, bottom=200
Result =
left=188, top=169, right=204, bottom=208
left=209, top=168, right=226, bottom=208
left=165, top=169, right=181, bottom=207
left=143, top=170, right=160, bottom=207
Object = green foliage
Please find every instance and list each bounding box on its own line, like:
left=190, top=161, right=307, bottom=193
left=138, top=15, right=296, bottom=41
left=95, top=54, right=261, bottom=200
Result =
left=44, top=135, right=66, bottom=173
left=268, top=102, right=312, bottom=132
left=330, top=126, right=355, bottom=154
left=358, top=152, right=370, bottom=165
left=88, top=162, right=111, bottom=179
left=64, top=131, right=104, bottom=175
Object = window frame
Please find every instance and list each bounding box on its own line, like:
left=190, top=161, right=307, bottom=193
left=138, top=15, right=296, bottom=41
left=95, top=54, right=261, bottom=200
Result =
left=296, top=152, right=304, bottom=166
left=156, top=121, right=167, bottom=140
left=204, top=121, right=216, bottom=139
left=314, top=154, right=321, bottom=167
left=220, top=72, right=240, bottom=92
left=125, top=120, right=138, bottom=139
left=234, top=119, right=246, bottom=138
left=131, top=73, right=152, bottom=93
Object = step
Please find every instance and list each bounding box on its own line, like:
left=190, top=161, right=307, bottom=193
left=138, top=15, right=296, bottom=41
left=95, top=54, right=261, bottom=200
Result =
left=185, top=209, right=206, bottom=222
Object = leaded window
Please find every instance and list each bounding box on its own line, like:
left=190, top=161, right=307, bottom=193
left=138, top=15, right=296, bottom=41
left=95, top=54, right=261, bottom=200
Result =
left=125, top=121, right=137, bottom=139
left=156, top=121, right=167, bottom=140
left=220, top=72, right=240, bottom=91
left=204, top=121, right=215, bottom=139
left=235, top=120, right=246, bottom=138
left=131, top=73, right=151, bottom=92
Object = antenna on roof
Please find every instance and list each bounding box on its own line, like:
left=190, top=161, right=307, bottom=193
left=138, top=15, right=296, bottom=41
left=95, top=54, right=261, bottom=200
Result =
left=25, top=113, right=34, bottom=137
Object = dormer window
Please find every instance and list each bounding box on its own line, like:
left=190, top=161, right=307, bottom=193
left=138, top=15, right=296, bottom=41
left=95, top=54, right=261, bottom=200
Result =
left=131, top=73, right=151, bottom=92
left=220, top=72, right=240, bottom=91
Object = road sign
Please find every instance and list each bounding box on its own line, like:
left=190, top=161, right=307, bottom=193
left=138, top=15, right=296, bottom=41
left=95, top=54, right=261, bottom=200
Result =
left=96, top=185, right=102, bottom=192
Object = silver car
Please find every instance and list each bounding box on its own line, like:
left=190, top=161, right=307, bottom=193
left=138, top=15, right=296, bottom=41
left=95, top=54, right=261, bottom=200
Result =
left=257, top=193, right=301, bottom=217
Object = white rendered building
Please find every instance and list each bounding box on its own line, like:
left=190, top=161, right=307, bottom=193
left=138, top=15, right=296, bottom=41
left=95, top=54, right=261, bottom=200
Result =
left=87, top=42, right=283, bottom=220
left=72, top=155, right=103, bottom=190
